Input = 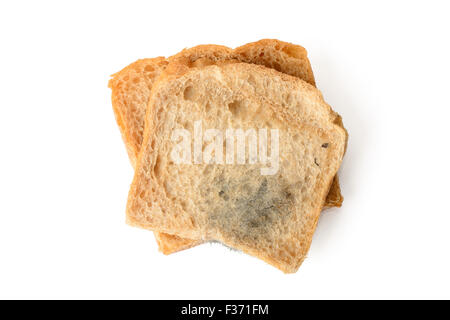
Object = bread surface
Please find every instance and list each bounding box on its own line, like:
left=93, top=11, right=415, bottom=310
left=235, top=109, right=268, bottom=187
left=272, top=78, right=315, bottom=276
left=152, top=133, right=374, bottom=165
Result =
left=109, top=40, right=345, bottom=255
left=126, top=62, right=346, bottom=272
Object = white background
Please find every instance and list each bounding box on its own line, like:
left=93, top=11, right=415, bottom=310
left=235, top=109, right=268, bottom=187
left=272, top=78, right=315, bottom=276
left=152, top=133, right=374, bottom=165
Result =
left=0, top=0, right=449, bottom=299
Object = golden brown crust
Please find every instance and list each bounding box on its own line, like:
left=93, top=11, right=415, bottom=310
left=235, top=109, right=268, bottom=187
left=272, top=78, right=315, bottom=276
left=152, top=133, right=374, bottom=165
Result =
left=324, top=175, right=343, bottom=208
left=155, top=233, right=203, bottom=255
left=235, top=39, right=316, bottom=86
left=169, top=44, right=234, bottom=63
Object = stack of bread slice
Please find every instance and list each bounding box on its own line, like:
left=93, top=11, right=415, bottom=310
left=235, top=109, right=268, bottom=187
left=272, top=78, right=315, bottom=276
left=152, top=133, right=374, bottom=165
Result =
left=109, top=39, right=347, bottom=273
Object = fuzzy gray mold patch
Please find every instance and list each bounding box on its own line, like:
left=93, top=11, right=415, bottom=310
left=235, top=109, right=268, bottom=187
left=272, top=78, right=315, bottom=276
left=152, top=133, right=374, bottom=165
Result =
left=203, top=169, right=296, bottom=242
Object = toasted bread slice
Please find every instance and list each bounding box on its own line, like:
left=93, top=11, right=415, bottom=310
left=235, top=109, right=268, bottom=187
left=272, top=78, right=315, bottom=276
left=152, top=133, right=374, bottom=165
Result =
left=126, top=62, right=346, bottom=272
left=109, top=40, right=344, bottom=254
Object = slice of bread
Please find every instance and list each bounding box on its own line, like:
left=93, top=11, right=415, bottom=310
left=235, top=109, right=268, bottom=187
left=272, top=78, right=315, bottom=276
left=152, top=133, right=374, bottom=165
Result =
left=109, top=57, right=168, bottom=166
left=109, top=39, right=345, bottom=255
left=126, top=62, right=346, bottom=272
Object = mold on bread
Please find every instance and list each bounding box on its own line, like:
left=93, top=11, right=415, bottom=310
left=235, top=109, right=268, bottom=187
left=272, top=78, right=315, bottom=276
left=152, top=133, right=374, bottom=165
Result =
left=206, top=172, right=296, bottom=243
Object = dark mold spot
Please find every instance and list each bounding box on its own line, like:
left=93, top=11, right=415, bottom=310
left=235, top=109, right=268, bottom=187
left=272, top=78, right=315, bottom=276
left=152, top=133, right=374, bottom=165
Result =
left=205, top=171, right=296, bottom=242
left=218, top=190, right=229, bottom=201
left=314, top=158, right=320, bottom=166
